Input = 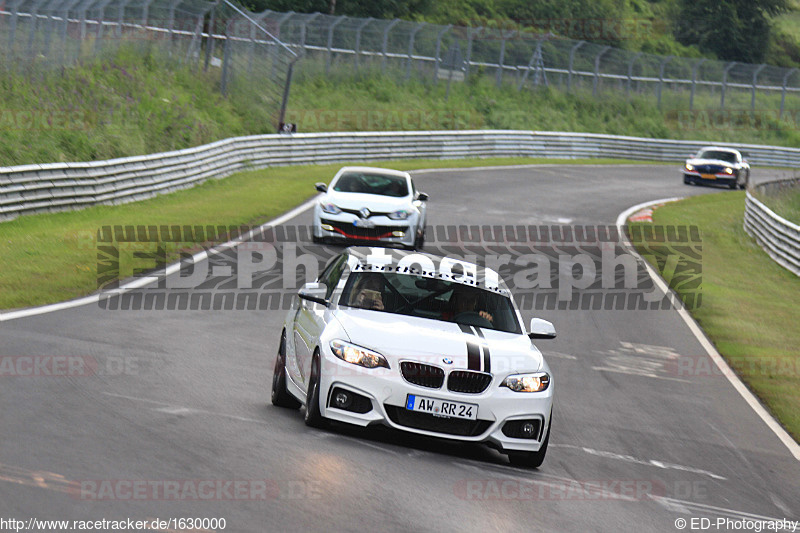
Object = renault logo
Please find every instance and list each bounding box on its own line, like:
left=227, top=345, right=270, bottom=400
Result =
left=359, top=208, right=371, bottom=219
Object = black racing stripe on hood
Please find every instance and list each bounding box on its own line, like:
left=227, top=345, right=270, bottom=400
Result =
left=458, top=323, right=481, bottom=370
left=473, top=326, right=491, bottom=373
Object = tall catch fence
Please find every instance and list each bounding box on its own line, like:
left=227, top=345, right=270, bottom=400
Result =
left=2, top=4, right=800, bottom=123
left=0, top=0, right=297, bottom=127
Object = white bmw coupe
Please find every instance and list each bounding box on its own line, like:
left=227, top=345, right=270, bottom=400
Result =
left=311, top=166, right=428, bottom=250
left=272, top=247, right=556, bottom=468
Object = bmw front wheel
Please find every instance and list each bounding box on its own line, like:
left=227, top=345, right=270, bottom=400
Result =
left=304, top=351, right=327, bottom=428
left=272, top=331, right=301, bottom=409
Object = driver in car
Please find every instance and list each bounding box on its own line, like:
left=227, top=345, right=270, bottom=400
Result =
left=443, top=286, right=493, bottom=324
left=350, top=273, right=385, bottom=311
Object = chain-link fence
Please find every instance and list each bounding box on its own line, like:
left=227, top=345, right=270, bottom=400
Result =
left=260, top=11, right=800, bottom=118
left=0, top=0, right=298, bottom=128
left=2, top=4, right=799, bottom=126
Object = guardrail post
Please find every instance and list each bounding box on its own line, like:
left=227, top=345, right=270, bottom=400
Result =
left=751, top=64, right=766, bottom=115
left=432, top=24, right=451, bottom=83
left=405, top=22, right=424, bottom=81
left=657, top=55, right=673, bottom=109
left=354, top=17, right=373, bottom=70
left=780, top=68, right=797, bottom=120
left=721, top=61, right=737, bottom=110
left=326, top=15, right=345, bottom=74
left=592, top=46, right=610, bottom=97
left=689, top=58, right=706, bottom=111
left=626, top=51, right=642, bottom=96
left=381, top=19, right=400, bottom=74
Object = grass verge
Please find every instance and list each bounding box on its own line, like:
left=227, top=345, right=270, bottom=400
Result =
left=0, top=156, right=635, bottom=310
left=631, top=193, right=800, bottom=441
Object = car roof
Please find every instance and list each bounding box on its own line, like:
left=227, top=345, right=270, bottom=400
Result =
left=335, top=166, right=411, bottom=179
left=342, top=246, right=510, bottom=294
left=697, top=146, right=741, bottom=155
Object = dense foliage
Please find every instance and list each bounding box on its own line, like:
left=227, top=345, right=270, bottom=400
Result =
left=248, top=0, right=799, bottom=66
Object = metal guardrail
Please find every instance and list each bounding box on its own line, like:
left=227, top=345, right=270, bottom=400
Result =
left=3, top=130, right=800, bottom=223
left=744, top=179, right=800, bottom=276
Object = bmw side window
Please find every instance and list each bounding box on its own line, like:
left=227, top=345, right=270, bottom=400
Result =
left=318, top=255, right=347, bottom=299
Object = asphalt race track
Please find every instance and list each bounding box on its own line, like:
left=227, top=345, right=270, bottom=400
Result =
left=1, top=164, right=798, bottom=532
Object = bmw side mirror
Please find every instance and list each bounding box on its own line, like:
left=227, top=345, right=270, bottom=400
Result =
left=417, top=192, right=429, bottom=201
left=298, top=282, right=329, bottom=307
left=315, top=183, right=328, bottom=193
left=528, top=318, right=556, bottom=339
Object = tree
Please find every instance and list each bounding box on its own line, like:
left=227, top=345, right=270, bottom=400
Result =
left=675, top=0, right=789, bottom=63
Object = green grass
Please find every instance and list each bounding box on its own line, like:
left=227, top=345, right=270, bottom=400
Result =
left=4, top=44, right=800, bottom=168
left=0, top=156, right=639, bottom=310
left=754, top=187, right=800, bottom=224
left=631, top=193, right=800, bottom=440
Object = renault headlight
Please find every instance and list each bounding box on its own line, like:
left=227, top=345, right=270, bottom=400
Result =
left=387, top=209, right=412, bottom=220
left=321, top=203, right=342, bottom=215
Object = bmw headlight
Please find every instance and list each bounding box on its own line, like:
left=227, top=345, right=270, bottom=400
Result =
left=387, top=209, right=412, bottom=220
left=724, top=168, right=733, bottom=175
left=501, top=372, right=550, bottom=392
left=685, top=163, right=694, bottom=171
left=321, top=202, right=342, bottom=215
left=330, top=340, right=389, bottom=369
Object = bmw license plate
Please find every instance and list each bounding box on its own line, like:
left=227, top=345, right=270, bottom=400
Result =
left=701, top=173, right=716, bottom=179
left=405, top=394, right=477, bottom=420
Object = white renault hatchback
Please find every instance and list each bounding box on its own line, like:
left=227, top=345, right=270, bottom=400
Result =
left=311, top=166, right=428, bottom=250
left=272, top=247, right=556, bottom=468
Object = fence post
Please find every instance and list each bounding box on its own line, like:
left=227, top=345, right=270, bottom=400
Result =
left=780, top=68, right=797, bottom=120
left=203, top=0, right=219, bottom=72
left=751, top=64, right=766, bottom=115
left=495, top=30, right=512, bottom=88
left=690, top=58, right=706, bottom=111
left=141, top=0, right=153, bottom=29
left=381, top=19, right=400, bottom=73
left=166, top=0, right=182, bottom=55
left=592, top=46, right=610, bottom=97
left=721, top=61, right=736, bottom=110
left=464, top=26, right=478, bottom=77
left=93, top=0, right=115, bottom=53
left=657, top=55, right=672, bottom=109
left=432, top=24, right=451, bottom=83
left=299, top=12, right=320, bottom=54
left=271, top=11, right=293, bottom=78
left=626, top=52, right=642, bottom=96
left=405, top=22, right=424, bottom=81
left=326, top=15, right=345, bottom=74
left=568, top=40, right=584, bottom=93
left=354, top=17, right=373, bottom=70
left=7, top=0, right=21, bottom=56
left=220, top=19, right=234, bottom=96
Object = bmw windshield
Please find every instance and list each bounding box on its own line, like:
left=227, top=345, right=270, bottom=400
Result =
left=339, top=271, right=522, bottom=334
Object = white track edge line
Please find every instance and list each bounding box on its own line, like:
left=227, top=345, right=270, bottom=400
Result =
left=0, top=198, right=318, bottom=322
left=617, top=198, right=800, bottom=461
